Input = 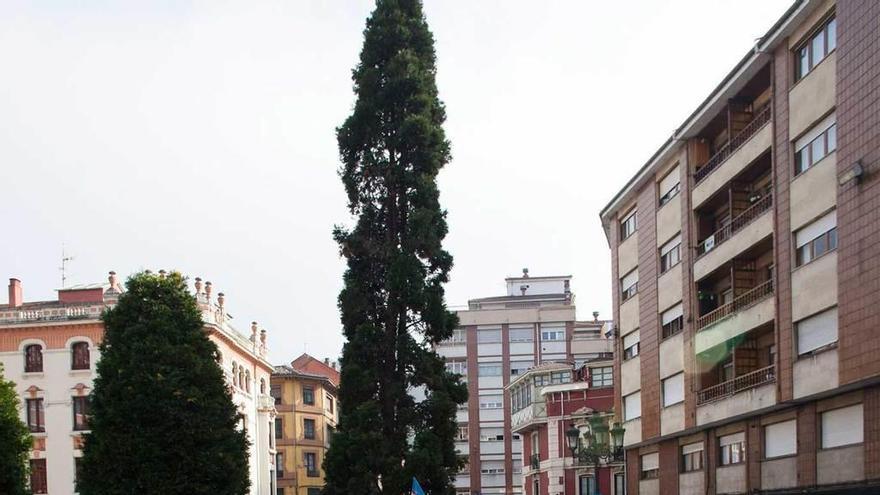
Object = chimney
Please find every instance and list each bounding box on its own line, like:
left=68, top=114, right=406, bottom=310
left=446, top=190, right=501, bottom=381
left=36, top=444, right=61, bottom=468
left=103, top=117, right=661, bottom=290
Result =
left=331, top=361, right=337, bottom=370
left=522, top=267, right=529, bottom=278
left=8, top=278, right=22, bottom=307
left=593, top=311, right=599, bottom=322
left=324, top=358, right=330, bottom=365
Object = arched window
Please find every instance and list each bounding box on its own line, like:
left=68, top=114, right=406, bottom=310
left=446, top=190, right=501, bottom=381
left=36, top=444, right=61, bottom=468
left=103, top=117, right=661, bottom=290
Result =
left=24, top=344, right=43, bottom=373
left=239, top=369, right=245, bottom=390
left=260, top=378, right=266, bottom=395
left=245, top=370, right=251, bottom=393
left=71, top=342, right=90, bottom=370
left=232, top=363, right=239, bottom=387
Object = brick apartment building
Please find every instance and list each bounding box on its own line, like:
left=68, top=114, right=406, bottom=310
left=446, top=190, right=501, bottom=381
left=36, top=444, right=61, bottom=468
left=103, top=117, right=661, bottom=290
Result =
left=437, top=270, right=612, bottom=494
left=0, top=273, right=277, bottom=495
left=600, top=0, right=880, bottom=493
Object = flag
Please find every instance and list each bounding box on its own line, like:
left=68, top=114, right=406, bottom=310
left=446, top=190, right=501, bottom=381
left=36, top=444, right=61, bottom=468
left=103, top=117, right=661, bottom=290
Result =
left=411, top=477, right=426, bottom=495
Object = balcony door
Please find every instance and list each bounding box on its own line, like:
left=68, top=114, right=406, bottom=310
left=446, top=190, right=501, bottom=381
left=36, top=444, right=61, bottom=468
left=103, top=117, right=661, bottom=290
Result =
left=579, top=475, right=595, bottom=495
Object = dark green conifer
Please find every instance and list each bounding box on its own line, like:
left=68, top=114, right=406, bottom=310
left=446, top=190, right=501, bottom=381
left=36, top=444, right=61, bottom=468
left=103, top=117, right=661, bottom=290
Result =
left=0, top=365, right=31, bottom=495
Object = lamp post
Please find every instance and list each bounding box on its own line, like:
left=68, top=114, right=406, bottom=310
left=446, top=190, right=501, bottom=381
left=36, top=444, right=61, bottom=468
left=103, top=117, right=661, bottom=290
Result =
left=565, top=417, right=625, bottom=495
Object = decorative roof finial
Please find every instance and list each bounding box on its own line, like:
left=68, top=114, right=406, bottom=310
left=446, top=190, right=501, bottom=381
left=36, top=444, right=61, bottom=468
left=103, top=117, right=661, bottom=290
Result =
left=194, top=277, right=203, bottom=294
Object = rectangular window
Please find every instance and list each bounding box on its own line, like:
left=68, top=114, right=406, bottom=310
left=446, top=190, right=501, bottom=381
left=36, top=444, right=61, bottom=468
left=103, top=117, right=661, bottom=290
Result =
left=797, top=307, right=838, bottom=355
left=326, top=395, right=334, bottom=414
left=658, top=165, right=681, bottom=206
left=796, top=17, right=836, bottom=80
left=303, top=418, right=316, bottom=440
left=445, top=360, right=468, bottom=375
left=447, top=328, right=466, bottom=344
left=26, top=398, right=45, bottom=433
left=623, top=330, right=640, bottom=360
left=30, top=459, right=47, bottom=494
left=480, top=427, right=504, bottom=441
left=71, top=342, right=90, bottom=370
left=509, top=326, right=534, bottom=342
left=620, top=209, right=637, bottom=241
left=620, top=269, right=639, bottom=301
left=275, top=417, right=283, bottom=439
left=480, top=460, right=505, bottom=475
left=764, top=419, right=797, bottom=458
left=794, top=114, right=837, bottom=175
left=25, top=345, right=43, bottom=373
left=478, top=363, right=502, bottom=377
left=640, top=452, right=659, bottom=480
left=579, top=475, right=596, bottom=495
left=719, top=432, right=745, bottom=465
left=271, top=385, right=282, bottom=405
left=540, top=330, right=565, bottom=341
left=681, top=443, right=703, bottom=472
left=510, top=360, right=534, bottom=376
left=477, top=328, right=502, bottom=344
left=821, top=404, right=863, bottom=449
left=479, top=395, right=503, bottom=410
left=661, top=303, right=684, bottom=339
left=590, top=366, right=613, bottom=387
left=73, top=396, right=91, bottom=431
left=276, top=452, right=284, bottom=478
left=623, top=391, right=641, bottom=421
left=659, top=234, right=682, bottom=273
left=662, top=373, right=684, bottom=407
left=550, top=371, right=571, bottom=384
left=456, top=424, right=469, bottom=441
left=795, top=210, right=837, bottom=266
left=305, top=452, right=319, bottom=477
left=75, top=456, right=83, bottom=486
left=302, top=386, right=315, bottom=405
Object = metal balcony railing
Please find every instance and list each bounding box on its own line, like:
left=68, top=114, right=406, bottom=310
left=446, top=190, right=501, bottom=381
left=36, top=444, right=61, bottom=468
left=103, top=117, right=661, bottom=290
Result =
left=696, top=364, right=775, bottom=405
left=694, top=104, right=772, bottom=184
left=697, top=278, right=774, bottom=331
left=696, top=193, right=773, bottom=257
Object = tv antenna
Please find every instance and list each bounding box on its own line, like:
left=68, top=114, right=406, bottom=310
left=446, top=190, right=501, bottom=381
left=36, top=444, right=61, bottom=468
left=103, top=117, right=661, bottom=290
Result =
left=60, top=245, right=74, bottom=288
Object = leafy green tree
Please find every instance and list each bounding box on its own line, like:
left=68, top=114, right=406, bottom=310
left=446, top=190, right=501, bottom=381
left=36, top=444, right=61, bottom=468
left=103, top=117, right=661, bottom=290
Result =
left=324, top=1, right=467, bottom=493
left=0, top=365, right=31, bottom=495
left=78, top=272, right=249, bottom=495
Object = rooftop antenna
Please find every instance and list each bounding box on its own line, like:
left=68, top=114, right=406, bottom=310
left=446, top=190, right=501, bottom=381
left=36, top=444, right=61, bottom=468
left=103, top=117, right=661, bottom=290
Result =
left=60, top=244, right=75, bottom=288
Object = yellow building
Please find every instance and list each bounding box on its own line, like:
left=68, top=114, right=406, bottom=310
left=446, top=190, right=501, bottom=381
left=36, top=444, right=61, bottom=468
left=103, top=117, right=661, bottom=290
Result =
left=272, top=354, right=339, bottom=495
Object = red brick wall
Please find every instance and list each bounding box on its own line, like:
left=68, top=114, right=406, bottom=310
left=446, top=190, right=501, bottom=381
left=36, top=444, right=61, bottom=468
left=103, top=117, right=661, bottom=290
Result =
left=465, top=325, right=481, bottom=493
left=836, top=0, right=880, bottom=385
left=796, top=402, right=817, bottom=486
left=658, top=439, right=679, bottom=494
left=637, top=183, right=660, bottom=440
left=501, top=324, right=513, bottom=492
left=611, top=217, right=623, bottom=426
left=864, top=386, right=880, bottom=479
left=746, top=418, right=762, bottom=491
left=626, top=448, right=639, bottom=495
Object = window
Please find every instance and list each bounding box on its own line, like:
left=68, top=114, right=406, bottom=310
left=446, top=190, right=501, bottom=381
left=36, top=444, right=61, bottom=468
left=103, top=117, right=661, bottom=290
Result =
left=623, top=330, right=640, bottom=360
left=719, top=432, right=745, bottom=465
left=662, top=373, right=684, bottom=407
left=512, top=384, right=532, bottom=412
left=456, top=424, right=469, bottom=441
left=579, top=475, right=596, bottom=495
left=479, top=394, right=503, bottom=410
left=275, top=417, right=283, bottom=439
left=447, top=328, right=466, bottom=344
left=73, top=396, right=91, bottom=431
left=509, top=326, right=534, bottom=342
left=797, top=307, right=838, bottom=355
left=307, top=489, right=321, bottom=495
left=276, top=452, right=284, bottom=478
left=480, top=427, right=504, bottom=441
left=303, top=418, right=316, bottom=440
left=304, top=452, right=319, bottom=477
left=620, top=209, right=637, bottom=241
left=445, top=360, right=467, bottom=375
left=260, top=378, right=266, bottom=394
left=821, top=404, right=863, bottom=449
left=477, top=328, right=502, bottom=343
left=75, top=457, right=83, bottom=486
left=550, top=371, right=571, bottom=384
left=271, top=384, right=282, bottom=405
left=660, top=234, right=682, bottom=273
left=302, top=386, right=315, bottom=405
left=511, top=360, right=534, bottom=376
left=531, top=431, right=540, bottom=456
left=661, top=303, right=684, bottom=339
left=480, top=460, right=505, bottom=474
left=27, top=398, right=45, bottom=433
left=30, top=459, right=47, bottom=494
left=640, top=452, right=659, bottom=480
left=681, top=443, right=703, bottom=472
left=232, top=362, right=239, bottom=387
left=795, top=113, right=837, bottom=175
left=541, top=330, right=565, bottom=341
left=71, top=342, right=90, bottom=370
left=764, top=420, right=797, bottom=459
left=620, top=269, right=638, bottom=301
left=590, top=366, right=613, bottom=387
left=796, top=16, right=836, bottom=80
left=24, top=344, right=43, bottom=373
left=614, top=473, right=625, bottom=495
left=244, top=370, right=251, bottom=393
left=658, top=166, right=681, bottom=206
left=478, top=363, right=502, bottom=377
left=796, top=210, right=837, bottom=266
left=623, top=391, right=641, bottom=421
left=326, top=395, right=334, bottom=414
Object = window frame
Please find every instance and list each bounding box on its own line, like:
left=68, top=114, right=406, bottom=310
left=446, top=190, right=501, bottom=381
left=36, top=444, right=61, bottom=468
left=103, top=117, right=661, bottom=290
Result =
left=304, top=452, right=319, bottom=477
left=303, top=418, right=316, bottom=440
left=30, top=458, right=48, bottom=494
left=590, top=366, right=613, bottom=387
left=24, top=344, right=43, bottom=373
left=26, top=398, right=45, bottom=433
left=72, top=395, right=91, bottom=431
left=623, top=391, right=641, bottom=421
left=620, top=269, right=639, bottom=302
left=71, top=341, right=90, bottom=370
left=660, top=303, right=684, bottom=340
left=680, top=443, right=704, bottom=473
left=718, top=434, right=746, bottom=466
left=661, top=372, right=685, bottom=408
left=795, top=122, right=837, bottom=176
left=796, top=307, right=839, bottom=356
left=796, top=227, right=838, bottom=266
left=302, top=386, right=315, bottom=406
left=639, top=453, right=659, bottom=480
left=795, top=15, right=837, bottom=82
left=820, top=404, right=864, bottom=449
left=620, top=209, right=638, bottom=241
left=622, top=330, right=640, bottom=360
left=659, top=236, right=682, bottom=274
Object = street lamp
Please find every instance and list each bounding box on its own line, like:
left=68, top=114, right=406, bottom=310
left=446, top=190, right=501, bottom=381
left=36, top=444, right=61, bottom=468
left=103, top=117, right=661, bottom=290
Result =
left=565, top=417, right=625, bottom=495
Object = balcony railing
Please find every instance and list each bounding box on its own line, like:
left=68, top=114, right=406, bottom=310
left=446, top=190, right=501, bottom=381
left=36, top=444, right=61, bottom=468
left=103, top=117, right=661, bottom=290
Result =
left=694, top=104, right=772, bottom=184
left=530, top=454, right=540, bottom=470
left=696, top=364, right=775, bottom=405
left=0, top=304, right=105, bottom=325
left=696, top=192, right=773, bottom=257
left=697, top=278, right=774, bottom=331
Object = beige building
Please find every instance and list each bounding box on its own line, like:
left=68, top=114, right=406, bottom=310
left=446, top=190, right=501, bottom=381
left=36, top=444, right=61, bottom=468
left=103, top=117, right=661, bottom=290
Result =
left=600, top=1, right=880, bottom=493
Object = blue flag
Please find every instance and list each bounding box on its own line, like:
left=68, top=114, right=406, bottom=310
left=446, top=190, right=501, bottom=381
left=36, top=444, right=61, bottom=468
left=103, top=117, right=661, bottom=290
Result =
left=411, top=477, right=426, bottom=495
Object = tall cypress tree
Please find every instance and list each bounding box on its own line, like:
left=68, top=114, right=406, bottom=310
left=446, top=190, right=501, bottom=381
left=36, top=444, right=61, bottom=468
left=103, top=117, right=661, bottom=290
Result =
left=0, top=365, right=31, bottom=495
left=78, top=272, right=249, bottom=495
left=323, top=1, right=467, bottom=494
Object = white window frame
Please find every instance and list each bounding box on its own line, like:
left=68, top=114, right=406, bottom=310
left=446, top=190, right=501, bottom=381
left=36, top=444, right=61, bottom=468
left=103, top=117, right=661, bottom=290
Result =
left=661, top=372, right=684, bottom=407
left=821, top=404, right=863, bottom=449
left=764, top=419, right=797, bottom=459
left=623, top=391, right=641, bottom=421
left=796, top=307, right=838, bottom=356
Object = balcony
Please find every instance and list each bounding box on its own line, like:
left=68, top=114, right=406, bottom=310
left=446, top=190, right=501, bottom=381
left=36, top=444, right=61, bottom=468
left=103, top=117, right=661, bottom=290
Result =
left=697, top=278, right=774, bottom=331
left=696, top=193, right=772, bottom=258
left=697, top=365, right=775, bottom=405
left=0, top=304, right=105, bottom=325
left=694, top=103, right=772, bottom=185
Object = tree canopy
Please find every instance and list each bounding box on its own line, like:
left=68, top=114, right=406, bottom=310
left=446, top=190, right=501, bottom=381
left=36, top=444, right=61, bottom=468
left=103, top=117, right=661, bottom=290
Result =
left=0, top=365, right=31, bottom=495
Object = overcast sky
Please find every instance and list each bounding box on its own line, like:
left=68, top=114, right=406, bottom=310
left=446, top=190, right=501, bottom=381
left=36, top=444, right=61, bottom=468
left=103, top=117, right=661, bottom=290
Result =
left=0, top=0, right=791, bottom=364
